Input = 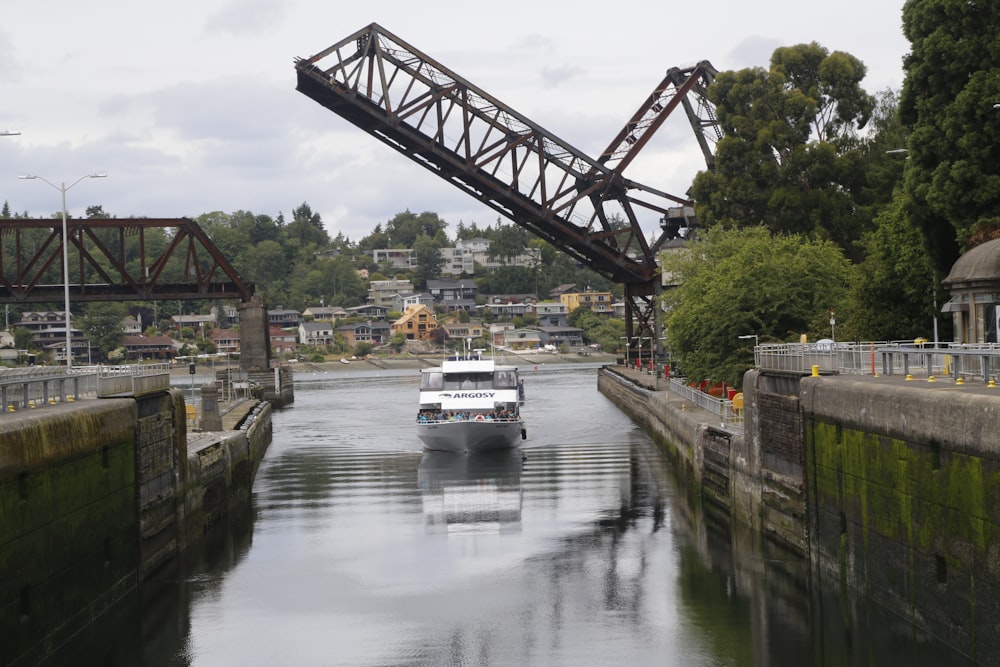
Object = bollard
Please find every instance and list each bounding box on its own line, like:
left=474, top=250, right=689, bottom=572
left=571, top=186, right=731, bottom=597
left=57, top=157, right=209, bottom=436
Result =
left=811, top=365, right=819, bottom=377
left=905, top=374, right=914, bottom=381
left=989, top=379, right=997, bottom=388
left=956, top=377, right=964, bottom=385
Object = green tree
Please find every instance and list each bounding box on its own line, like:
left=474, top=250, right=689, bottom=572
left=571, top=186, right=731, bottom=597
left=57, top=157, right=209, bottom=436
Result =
left=285, top=202, right=330, bottom=249
left=78, top=302, right=128, bottom=360
left=243, top=240, right=289, bottom=288
left=487, top=220, right=528, bottom=265
left=848, top=194, right=941, bottom=341
left=12, top=327, right=33, bottom=352
left=389, top=332, right=407, bottom=352
left=412, top=234, right=444, bottom=288
left=382, top=210, right=449, bottom=248
left=691, top=43, right=876, bottom=260
left=899, top=0, right=1000, bottom=275
left=662, top=226, right=853, bottom=387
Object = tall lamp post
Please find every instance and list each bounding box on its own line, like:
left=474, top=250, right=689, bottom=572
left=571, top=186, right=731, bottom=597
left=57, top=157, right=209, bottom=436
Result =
left=738, top=334, right=759, bottom=367
left=18, top=173, right=107, bottom=368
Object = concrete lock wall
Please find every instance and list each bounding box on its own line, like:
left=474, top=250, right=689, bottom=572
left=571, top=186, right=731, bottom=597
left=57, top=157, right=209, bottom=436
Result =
left=0, top=400, right=139, bottom=667
left=0, top=389, right=273, bottom=665
left=800, top=376, right=1000, bottom=661
left=597, top=365, right=1000, bottom=661
left=180, top=400, right=272, bottom=549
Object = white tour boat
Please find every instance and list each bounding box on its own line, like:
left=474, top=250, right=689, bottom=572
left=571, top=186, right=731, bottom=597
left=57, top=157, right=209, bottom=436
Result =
left=416, top=346, right=525, bottom=452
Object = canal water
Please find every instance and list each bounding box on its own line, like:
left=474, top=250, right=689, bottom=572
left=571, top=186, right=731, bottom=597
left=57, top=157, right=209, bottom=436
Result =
left=52, top=363, right=973, bottom=666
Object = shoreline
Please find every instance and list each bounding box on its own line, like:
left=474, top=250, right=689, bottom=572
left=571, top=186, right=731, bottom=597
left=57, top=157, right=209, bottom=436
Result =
left=169, top=351, right=618, bottom=378
left=293, top=350, right=618, bottom=373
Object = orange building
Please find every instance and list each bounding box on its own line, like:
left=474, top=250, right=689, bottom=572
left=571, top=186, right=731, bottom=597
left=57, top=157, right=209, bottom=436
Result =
left=391, top=304, right=439, bottom=341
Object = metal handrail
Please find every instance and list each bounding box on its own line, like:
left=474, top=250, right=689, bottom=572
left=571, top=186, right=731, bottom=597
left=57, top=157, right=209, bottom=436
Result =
left=754, top=341, right=1000, bottom=383
left=0, top=369, right=99, bottom=411
left=668, top=377, right=744, bottom=428
left=96, top=362, right=171, bottom=378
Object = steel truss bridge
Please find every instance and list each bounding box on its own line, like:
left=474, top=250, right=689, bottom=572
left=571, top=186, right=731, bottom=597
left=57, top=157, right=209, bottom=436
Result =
left=0, top=218, right=253, bottom=303
left=295, top=22, right=720, bottom=356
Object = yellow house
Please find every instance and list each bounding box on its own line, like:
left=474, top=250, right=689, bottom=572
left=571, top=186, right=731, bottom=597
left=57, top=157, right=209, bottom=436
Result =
left=559, top=290, right=614, bottom=314
left=391, top=304, right=439, bottom=341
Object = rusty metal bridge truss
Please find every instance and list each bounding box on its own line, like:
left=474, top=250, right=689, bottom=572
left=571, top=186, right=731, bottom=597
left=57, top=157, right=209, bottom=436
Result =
left=0, top=218, right=253, bottom=304
left=295, top=22, right=720, bottom=354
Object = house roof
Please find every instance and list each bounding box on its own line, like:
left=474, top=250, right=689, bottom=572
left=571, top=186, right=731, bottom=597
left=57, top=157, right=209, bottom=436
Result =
left=302, top=306, right=347, bottom=316
left=944, top=237, right=1000, bottom=289
left=336, top=320, right=391, bottom=332
left=211, top=328, right=239, bottom=341
left=345, top=304, right=388, bottom=313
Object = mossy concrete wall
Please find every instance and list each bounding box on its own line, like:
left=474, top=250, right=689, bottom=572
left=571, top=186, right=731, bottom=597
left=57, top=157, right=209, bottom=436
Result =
left=801, top=376, right=1000, bottom=662
left=598, top=368, right=805, bottom=552
left=598, top=365, right=1000, bottom=661
left=0, top=400, right=139, bottom=667
left=0, top=394, right=273, bottom=666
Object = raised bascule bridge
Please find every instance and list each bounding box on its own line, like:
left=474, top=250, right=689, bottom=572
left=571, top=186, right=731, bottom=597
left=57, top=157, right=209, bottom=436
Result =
left=295, top=22, right=721, bottom=362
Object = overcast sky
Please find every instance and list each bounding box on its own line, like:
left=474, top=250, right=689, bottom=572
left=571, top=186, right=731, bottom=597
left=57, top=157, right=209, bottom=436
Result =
left=0, top=1, right=909, bottom=244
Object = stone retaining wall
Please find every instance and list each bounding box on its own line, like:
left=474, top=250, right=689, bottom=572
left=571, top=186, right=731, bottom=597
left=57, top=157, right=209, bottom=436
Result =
left=598, top=365, right=1000, bottom=661
left=0, top=400, right=139, bottom=666
left=0, top=393, right=273, bottom=665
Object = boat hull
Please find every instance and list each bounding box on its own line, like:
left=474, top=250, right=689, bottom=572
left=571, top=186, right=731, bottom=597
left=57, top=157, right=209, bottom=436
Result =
left=417, top=419, right=524, bottom=453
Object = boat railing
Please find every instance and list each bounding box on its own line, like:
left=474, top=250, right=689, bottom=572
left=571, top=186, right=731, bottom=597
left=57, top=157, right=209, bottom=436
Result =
left=418, top=413, right=521, bottom=424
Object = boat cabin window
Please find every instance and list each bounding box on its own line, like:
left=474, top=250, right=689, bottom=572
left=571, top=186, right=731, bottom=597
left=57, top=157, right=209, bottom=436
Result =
left=420, top=371, right=444, bottom=390
left=493, top=370, right=518, bottom=388
left=443, top=372, right=493, bottom=389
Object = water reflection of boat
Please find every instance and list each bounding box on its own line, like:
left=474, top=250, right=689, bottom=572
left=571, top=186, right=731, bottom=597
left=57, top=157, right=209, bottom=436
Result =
left=417, top=449, right=523, bottom=534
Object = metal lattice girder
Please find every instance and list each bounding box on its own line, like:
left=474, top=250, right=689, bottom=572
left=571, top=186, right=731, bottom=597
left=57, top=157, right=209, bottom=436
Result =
left=295, top=23, right=718, bottom=287
left=0, top=218, right=254, bottom=303
left=296, top=23, right=721, bottom=359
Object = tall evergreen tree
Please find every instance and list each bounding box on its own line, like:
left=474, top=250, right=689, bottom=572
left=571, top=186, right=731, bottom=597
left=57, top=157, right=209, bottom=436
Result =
left=900, top=0, right=1000, bottom=274
left=691, top=42, right=875, bottom=260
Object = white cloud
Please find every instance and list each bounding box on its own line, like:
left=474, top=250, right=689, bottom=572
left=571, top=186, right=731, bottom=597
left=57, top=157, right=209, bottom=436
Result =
left=204, top=0, right=287, bottom=36
left=0, top=0, right=911, bottom=243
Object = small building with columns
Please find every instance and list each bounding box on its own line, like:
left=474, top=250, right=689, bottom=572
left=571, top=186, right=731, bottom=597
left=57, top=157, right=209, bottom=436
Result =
left=942, top=237, right=1000, bottom=343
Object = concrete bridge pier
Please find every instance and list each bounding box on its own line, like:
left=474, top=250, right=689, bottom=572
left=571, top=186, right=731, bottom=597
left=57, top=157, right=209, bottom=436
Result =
left=238, top=296, right=271, bottom=373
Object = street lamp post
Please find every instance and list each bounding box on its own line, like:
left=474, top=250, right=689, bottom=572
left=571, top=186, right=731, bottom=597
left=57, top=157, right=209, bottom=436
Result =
left=620, top=336, right=630, bottom=367
left=738, top=334, right=759, bottom=366
left=18, top=173, right=107, bottom=368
